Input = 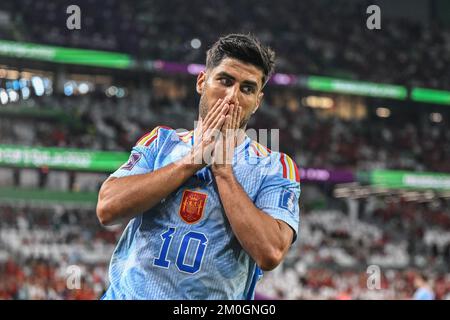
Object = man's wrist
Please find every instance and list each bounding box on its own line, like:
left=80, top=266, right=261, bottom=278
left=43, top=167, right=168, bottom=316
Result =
left=212, top=166, right=234, bottom=181
left=177, top=152, right=206, bottom=175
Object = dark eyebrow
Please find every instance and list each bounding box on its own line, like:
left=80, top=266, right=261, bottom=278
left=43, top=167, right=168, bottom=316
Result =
left=216, top=71, right=258, bottom=89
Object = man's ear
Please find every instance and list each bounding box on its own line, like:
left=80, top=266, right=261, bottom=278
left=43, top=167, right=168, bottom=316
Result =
left=253, top=91, right=264, bottom=114
left=196, top=71, right=206, bottom=94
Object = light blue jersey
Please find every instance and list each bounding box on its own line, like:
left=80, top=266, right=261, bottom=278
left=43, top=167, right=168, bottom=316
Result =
left=413, top=287, right=435, bottom=300
left=102, top=126, right=301, bottom=300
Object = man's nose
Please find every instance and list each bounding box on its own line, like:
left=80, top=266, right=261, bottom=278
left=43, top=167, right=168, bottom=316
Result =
left=225, top=84, right=240, bottom=105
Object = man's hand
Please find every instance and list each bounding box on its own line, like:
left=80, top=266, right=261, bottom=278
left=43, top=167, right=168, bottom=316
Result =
left=181, top=98, right=229, bottom=168
left=97, top=98, right=232, bottom=226
left=211, top=102, right=242, bottom=177
left=211, top=101, right=294, bottom=271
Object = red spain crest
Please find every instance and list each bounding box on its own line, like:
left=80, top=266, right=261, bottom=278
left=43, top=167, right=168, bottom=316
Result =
left=179, top=190, right=207, bottom=224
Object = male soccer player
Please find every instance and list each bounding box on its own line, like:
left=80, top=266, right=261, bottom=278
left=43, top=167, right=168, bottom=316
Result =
left=97, top=34, right=301, bottom=300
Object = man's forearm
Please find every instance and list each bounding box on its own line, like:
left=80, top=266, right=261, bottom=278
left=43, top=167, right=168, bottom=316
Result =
left=214, top=171, right=292, bottom=270
left=97, top=155, right=203, bottom=226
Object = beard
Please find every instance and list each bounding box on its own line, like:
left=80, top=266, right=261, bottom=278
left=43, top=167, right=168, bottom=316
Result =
left=198, top=92, right=251, bottom=130
left=198, top=92, right=209, bottom=121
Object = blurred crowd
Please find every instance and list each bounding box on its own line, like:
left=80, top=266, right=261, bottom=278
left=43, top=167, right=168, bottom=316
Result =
left=0, top=205, right=119, bottom=299
left=257, top=267, right=450, bottom=300
left=257, top=191, right=450, bottom=299
left=1, top=0, right=449, bottom=89
left=0, top=258, right=104, bottom=300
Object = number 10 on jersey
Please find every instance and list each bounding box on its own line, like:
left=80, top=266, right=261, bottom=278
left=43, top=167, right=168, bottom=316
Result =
left=153, top=227, right=208, bottom=274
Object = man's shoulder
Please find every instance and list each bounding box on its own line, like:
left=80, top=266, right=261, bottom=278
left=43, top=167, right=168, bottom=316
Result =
left=247, top=140, right=300, bottom=184
left=134, top=125, right=174, bottom=147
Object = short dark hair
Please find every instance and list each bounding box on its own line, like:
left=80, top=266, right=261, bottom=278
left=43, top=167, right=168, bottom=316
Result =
left=418, top=272, right=429, bottom=282
left=206, top=33, right=276, bottom=87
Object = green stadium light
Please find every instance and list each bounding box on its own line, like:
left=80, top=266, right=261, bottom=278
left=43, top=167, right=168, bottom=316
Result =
left=0, top=40, right=132, bottom=69
left=367, top=170, right=450, bottom=190
left=411, top=87, right=450, bottom=105
left=307, top=76, right=408, bottom=100
left=0, top=144, right=129, bottom=172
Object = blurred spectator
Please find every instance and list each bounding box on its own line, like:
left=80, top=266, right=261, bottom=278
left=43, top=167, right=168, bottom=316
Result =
left=413, top=273, right=435, bottom=300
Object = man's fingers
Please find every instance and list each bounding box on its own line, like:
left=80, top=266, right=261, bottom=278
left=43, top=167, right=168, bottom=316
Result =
left=225, top=114, right=233, bottom=164
left=228, top=103, right=239, bottom=145
left=202, top=98, right=221, bottom=125
left=206, top=114, right=226, bottom=143
left=224, top=115, right=231, bottom=137
left=207, top=101, right=229, bottom=137
left=223, top=104, right=234, bottom=132
left=236, top=106, right=242, bottom=130
left=232, top=105, right=238, bottom=141
left=232, top=103, right=239, bottom=130
left=204, top=98, right=227, bottom=127
left=211, top=113, right=226, bottom=132
left=204, top=103, right=228, bottom=133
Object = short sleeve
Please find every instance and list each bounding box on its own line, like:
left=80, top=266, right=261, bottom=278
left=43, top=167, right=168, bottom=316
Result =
left=254, top=153, right=301, bottom=243
left=110, top=127, right=162, bottom=178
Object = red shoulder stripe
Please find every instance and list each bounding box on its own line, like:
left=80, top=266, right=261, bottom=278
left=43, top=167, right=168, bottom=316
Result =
left=280, top=153, right=288, bottom=179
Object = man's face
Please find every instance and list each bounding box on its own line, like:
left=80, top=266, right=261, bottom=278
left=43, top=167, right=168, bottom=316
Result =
left=414, top=277, right=423, bottom=288
left=196, top=57, right=264, bottom=129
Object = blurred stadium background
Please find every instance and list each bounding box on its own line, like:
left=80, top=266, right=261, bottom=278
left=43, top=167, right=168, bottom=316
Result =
left=0, top=0, right=449, bottom=300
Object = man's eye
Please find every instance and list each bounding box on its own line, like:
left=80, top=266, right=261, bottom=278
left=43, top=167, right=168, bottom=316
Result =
left=219, top=78, right=232, bottom=86
left=242, top=86, right=255, bottom=94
